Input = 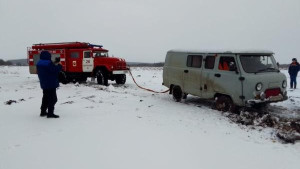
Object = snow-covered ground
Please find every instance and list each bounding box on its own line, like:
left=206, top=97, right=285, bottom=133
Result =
left=0, top=66, right=300, bottom=169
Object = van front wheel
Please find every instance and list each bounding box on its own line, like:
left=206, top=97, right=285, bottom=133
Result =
left=215, top=95, right=236, bottom=112
left=172, top=86, right=183, bottom=102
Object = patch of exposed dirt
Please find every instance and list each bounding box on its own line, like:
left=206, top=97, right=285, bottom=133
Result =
left=184, top=97, right=300, bottom=144
left=224, top=105, right=300, bottom=144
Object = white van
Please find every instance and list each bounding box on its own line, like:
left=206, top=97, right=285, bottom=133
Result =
left=163, top=50, right=288, bottom=112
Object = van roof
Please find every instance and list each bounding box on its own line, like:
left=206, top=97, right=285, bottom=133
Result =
left=167, top=49, right=274, bottom=55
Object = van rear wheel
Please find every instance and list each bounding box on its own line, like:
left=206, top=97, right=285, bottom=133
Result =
left=215, top=95, right=236, bottom=112
left=172, top=86, right=183, bottom=102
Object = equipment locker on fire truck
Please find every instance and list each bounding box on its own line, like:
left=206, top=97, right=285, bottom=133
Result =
left=28, top=42, right=129, bottom=86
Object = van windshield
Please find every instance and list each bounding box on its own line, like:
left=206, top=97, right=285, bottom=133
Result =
left=93, top=51, right=108, bottom=57
left=240, top=55, right=279, bottom=73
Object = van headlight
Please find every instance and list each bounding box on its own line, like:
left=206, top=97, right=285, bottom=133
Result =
left=256, top=83, right=263, bottom=91
left=282, top=80, right=287, bottom=88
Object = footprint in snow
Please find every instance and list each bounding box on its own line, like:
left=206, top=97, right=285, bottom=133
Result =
left=61, top=101, right=74, bottom=104
left=5, top=100, right=17, bottom=105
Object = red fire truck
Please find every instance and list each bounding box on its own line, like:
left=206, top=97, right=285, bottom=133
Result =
left=28, top=42, right=128, bottom=86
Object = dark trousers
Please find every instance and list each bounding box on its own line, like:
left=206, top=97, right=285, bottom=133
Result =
left=290, top=76, right=297, bottom=88
left=41, top=89, right=58, bottom=115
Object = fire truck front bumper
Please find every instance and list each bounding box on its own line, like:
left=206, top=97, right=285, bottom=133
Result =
left=112, top=70, right=129, bottom=75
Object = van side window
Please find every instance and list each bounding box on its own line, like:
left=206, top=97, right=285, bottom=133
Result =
left=187, top=55, right=202, bottom=68
left=218, top=56, right=236, bottom=71
left=71, top=52, right=79, bottom=58
left=205, top=56, right=215, bottom=69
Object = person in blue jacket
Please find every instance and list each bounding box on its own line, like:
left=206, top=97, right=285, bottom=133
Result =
left=36, top=51, right=62, bottom=118
left=288, top=58, right=300, bottom=89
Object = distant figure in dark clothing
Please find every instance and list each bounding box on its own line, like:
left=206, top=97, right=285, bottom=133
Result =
left=288, top=58, right=300, bottom=89
left=36, top=51, right=62, bottom=118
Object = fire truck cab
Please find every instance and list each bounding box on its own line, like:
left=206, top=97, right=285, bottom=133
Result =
left=28, top=42, right=129, bottom=85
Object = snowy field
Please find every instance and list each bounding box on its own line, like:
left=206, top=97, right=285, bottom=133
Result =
left=0, top=66, right=300, bottom=169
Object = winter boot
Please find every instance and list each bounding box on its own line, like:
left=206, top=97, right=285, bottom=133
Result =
left=40, top=111, right=47, bottom=117
left=47, top=114, right=60, bottom=118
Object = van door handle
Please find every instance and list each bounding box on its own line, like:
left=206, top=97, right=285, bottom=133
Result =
left=184, top=70, right=189, bottom=73
left=214, top=73, right=221, bottom=77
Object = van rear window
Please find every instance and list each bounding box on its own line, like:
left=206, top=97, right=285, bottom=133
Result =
left=205, top=56, right=215, bottom=69
left=187, top=55, right=202, bottom=68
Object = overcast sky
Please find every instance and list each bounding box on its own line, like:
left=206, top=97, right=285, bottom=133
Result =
left=0, top=0, right=299, bottom=63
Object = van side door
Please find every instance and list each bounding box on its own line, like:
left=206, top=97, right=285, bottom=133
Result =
left=183, top=55, right=203, bottom=97
left=213, top=55, right=242, bottom=102
left=201, top=55, right=216, bottom=99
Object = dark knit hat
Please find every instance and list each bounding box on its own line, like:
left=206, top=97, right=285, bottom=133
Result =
left=292, top=58, right=297, bottom=62
left=40, top=51, right=51, bottom=60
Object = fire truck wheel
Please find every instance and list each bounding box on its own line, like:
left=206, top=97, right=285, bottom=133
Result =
left=115, top=74, right=126, bottom=84
left=59, top=72, right=69, bottom=84
left=96, top=70, right=108, bottom=86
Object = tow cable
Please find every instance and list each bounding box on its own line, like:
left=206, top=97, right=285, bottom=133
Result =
left=128, top=68, right=170, bottom=94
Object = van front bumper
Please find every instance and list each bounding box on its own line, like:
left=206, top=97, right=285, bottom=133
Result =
left=246, top=92, right=288, bottom=105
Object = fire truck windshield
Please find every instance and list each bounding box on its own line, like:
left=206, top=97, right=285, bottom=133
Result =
left=93, top=52, right=108, bottom=57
